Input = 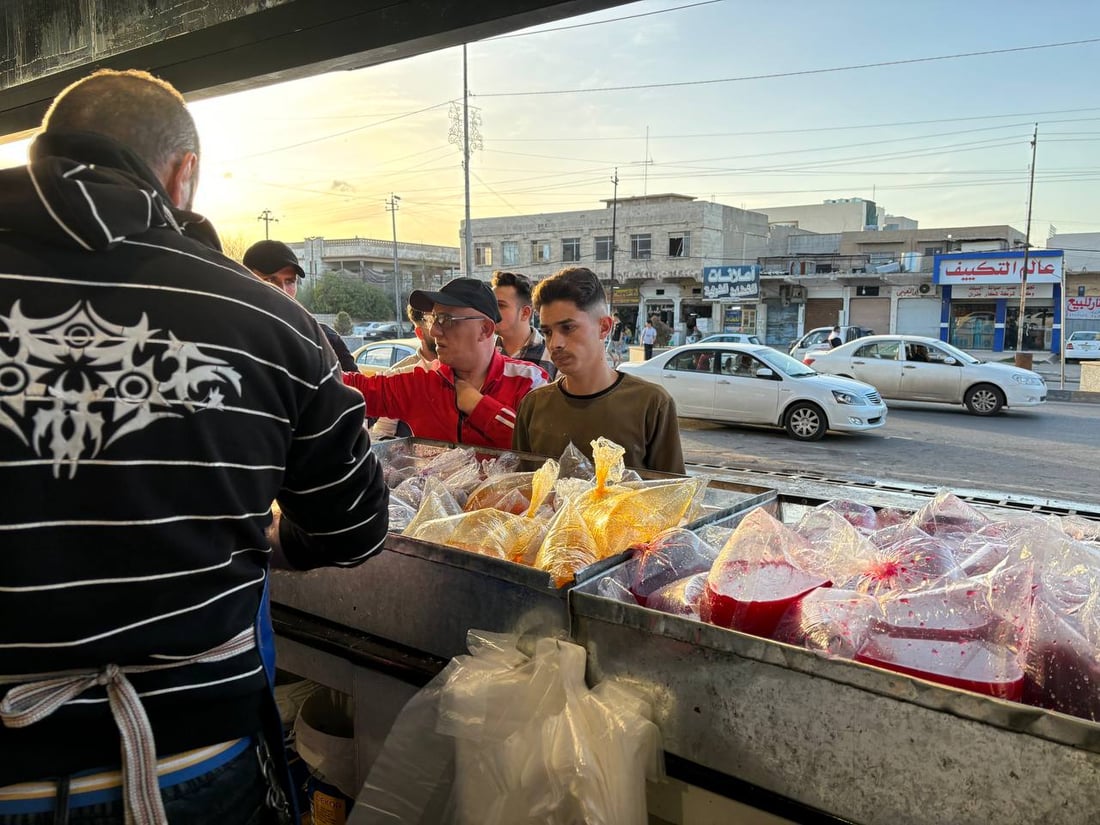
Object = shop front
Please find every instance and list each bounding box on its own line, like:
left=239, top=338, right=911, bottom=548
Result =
left=702, top=265, right=760, bottom=336
left=934, top=251, right=1064, bottom=353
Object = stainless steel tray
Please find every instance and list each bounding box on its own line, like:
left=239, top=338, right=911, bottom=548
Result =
left=570, top=494, right=1100, bottom=825
left=271, top=439, right=774, bottom=659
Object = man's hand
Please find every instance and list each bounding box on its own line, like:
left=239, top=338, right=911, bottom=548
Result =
left=454, top=378, right=484, bottom=414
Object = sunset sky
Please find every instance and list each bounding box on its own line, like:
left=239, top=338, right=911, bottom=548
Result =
left=5, top=0, right=1100, bottom=251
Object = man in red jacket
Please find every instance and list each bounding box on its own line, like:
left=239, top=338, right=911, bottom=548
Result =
left=343, top=278, right=547, bottom=448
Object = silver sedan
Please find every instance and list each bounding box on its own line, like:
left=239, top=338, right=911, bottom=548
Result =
left=805, top=335, right=1046, bottom=416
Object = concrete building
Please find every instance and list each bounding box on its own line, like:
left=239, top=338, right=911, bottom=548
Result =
left=758, top=197, right=881, bottom=234
left=464, top=194, right=772, bottom=339
left=757, top=224, right=1044, bottom=352
left=1047, top=232, right=1100, bottom=337
left=289, top=235, right=460, bottom=298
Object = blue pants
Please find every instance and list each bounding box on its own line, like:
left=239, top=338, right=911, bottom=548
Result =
left=0, top=746, right=278, bottom=825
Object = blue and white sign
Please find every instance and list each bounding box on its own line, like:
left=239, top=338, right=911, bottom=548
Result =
left=702, top=265, right=760, bottom=300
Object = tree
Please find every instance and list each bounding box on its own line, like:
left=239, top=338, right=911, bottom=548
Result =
left=311, top=272, right=392, bottom=320
left=220, top=232, right=252, bottom=265
left=334, top=311, right=353, bottom=335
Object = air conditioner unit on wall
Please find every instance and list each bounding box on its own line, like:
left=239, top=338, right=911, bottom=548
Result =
left=789, top=285, right=806, bottom=301
left=918, top=283, right=937, bottom=296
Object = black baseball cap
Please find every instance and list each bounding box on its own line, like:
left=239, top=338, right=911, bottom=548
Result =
left=409, top=277, right=502, bottom=323
left=243, top=240, right=304, bottom=278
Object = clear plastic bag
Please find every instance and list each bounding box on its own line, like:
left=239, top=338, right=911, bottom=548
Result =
left=534, top=493, right=600, bottom=587
left=908, top=490, right=991, bottom=546
left=773, top=588, right=881, bottom=658
left=402, top=477, right=463, bottom=537
left=557, top=441, right=595, bottom=480
left=464, top=471, right=536, bottom=514
left=409, top=509, right=546, bottom=563
left=629, top=528, right=719, bottom=606
left=350, top=631, right=663, bottom=825
left=700, top=509, right=830, bottom=638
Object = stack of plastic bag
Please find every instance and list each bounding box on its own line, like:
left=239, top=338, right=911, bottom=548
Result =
left=350, top=631, right=663, bottom=825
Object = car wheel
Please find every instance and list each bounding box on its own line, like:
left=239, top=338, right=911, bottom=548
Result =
left=784, top=402, right=827, bottom=441
left=964, top=383, right=1004, bottom=416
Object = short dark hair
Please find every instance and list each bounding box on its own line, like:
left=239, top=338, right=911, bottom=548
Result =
left=532, top=267, right=607, bottom=314
left=406, top=304, right=426, bottom=324
left=490, top=271, right=533, bottom=306
left=43, top=69, right=200, bottom=176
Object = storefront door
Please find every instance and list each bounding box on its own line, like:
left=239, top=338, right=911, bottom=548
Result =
left=1004, top=304, right=1053, bottom=351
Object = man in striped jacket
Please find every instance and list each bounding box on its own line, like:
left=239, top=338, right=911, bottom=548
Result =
left=0, top=69, right=389, bottom=824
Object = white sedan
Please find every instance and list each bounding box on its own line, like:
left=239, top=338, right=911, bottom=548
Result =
left=805, top=335, right=1046, bottom=416
left=1065, top=330, right=1100, bottom=362
left=618, top=344, right=887, bottom=441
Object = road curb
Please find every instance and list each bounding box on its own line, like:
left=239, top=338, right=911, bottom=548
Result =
left=1047, top=389, right=1100, bottom=404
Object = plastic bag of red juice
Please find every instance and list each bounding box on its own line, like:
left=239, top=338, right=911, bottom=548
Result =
left=628, top=528, right=718, bottom=606
left=699, top=508, right=830, bottom=639
left=773, top=588, right=880, bottom=658
left=646, top=573, right=708, bottom=619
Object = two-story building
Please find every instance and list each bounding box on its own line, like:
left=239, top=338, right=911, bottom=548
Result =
left=463, top=194, right=771, bottom=338
left=289, top=236, right=460, bottom=297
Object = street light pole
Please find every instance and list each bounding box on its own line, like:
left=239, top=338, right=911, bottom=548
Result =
left=387, top=194, right=402, bottom=323
left=609, top=168, right=619, bottom=310
left=463, top=45, right=473, bottom=277
left=1015, top=125, right=1038, bottom=366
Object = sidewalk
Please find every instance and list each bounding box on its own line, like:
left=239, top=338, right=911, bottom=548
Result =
left=969, top=350, right=1098, bottom=403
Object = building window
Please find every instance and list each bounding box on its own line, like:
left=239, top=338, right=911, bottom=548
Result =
left=562, top=237, right=581, bottom=262
left=501, top=241, right=519, bottom=266
left=531, top=240, right=552, bottom=263
left=630, top=234, right=652, bottom=260
left=923, top=246, right=943, bottom=257
left=595, top=236, right=613, bottom=261
left=474, top=243, right=492, bottom=266
left=668, top=232, right=690, bottom=257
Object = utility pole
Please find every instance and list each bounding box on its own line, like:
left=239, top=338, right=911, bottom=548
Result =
left=1015, top=125, right=1038, bottom=366
left=257, top=209, right=278, bottom=240
left=609, top=168, right=619, bottom=310
left=386, top=194, right=402, bottom=323
left=462, top=45, right=473, bottom=276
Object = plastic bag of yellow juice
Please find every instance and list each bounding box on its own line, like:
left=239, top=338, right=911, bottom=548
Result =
left=525, top=459, right=559, bottom=518
left=402, top=477, right=463, bottom=537
left=595, top=477, right=707, bottom=558
left=534, top=490, right=600, bottom=587
left=408, top=509, right=546, bottom=562
left=464, top=471, right=535, bottom=514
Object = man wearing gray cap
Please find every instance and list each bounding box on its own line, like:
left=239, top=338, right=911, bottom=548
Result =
left=243, top=239, right=357, bottom=372
left=343, top=277, right=548, bottom=448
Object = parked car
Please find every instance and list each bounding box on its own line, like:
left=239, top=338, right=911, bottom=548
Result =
left=617, top=343, right=886, bottom=441
left=351, top=338, right=419, bottom=376
left=696, top=333, right=762, bottom=345
left=805, top=334, right=1046, bottom=416
left=1064, top=330, right=1100, bottom=362
left=789, top=325, right=874, bottom=361
left=362, top=321, right=414, bottom=341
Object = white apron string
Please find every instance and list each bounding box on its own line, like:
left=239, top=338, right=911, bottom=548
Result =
left=0, top=628, right=256, bottom=825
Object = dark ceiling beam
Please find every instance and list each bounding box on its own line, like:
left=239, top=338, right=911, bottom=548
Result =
left=0, top=0, right=629, bottom=135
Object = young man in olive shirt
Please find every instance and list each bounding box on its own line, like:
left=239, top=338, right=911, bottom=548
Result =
left=513, top=267, right=685, bottom=473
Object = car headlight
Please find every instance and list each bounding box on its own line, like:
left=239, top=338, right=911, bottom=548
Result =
left=832, top=390, right=857, bottom=405
left=1011, top=374, right=1044, bottom=386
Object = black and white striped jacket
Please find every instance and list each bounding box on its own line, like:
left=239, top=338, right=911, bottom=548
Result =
left=0, top=132, right=389, bottom=782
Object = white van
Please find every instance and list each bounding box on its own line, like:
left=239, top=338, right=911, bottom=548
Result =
left=789, top=326, right=873, bottom=361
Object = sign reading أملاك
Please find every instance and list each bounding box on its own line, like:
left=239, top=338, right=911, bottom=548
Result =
left=702, top=265, right=760, bottom=300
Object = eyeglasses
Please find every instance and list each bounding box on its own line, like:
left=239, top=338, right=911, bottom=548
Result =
left=424, top=312, right=484, bottom=331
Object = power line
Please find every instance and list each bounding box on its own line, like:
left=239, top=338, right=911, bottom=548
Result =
left=485, top=0, right=723, bottom=40
left=474, top=37, right=1100, bottom=97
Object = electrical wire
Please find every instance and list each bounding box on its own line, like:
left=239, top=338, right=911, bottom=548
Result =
left=474, top=37, right=1100, bottom=97
left=484, top=0, right=724, bottom=40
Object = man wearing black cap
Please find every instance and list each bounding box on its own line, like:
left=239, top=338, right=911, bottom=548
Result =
left=243, top=239, right=357, bottom=372
left=343, top=277, right=548, bottom=449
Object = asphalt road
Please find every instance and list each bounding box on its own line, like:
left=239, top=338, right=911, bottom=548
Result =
left=677, top=399, right=1099, bottom=505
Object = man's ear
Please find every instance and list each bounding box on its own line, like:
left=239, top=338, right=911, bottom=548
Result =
left=520, top=304, right=533, bottom=323
left=597, top=314, right=615, bottom=340
left=164, top=151, right=199, bottom=210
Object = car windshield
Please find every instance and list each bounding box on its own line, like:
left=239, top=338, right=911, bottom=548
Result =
left=756, top=348, right=817, bottom=377
left=930, top=340, right=981, bottom=364
left=1071, top=331, right=1099, bottom=341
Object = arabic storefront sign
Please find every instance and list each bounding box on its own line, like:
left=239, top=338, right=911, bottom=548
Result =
left=956, top=283, right=1052, bottom=299
left=606, top=285, right=641, bottom=304
left=702, top=265, right=760, bottom=301
left=933, top=250, right=1063, bottom=285
left=1067, top=296, right=1100, bottom=319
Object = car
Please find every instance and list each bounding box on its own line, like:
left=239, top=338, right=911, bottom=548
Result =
left=789, top=325, right=874, bottom=361
left=618, top=343, right=887, bottom=441
left=804, top=334, right=1046, bottom=416
left=696, top=333, right=762, bottom=345
left=1064, top=330, right=1100, bottom=362
left=351, top=337, right=419, bottom=376
left=361, top=321, right=413, bottom=341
